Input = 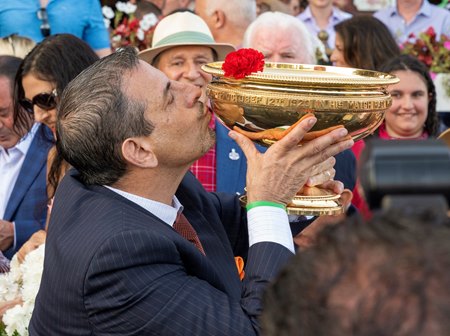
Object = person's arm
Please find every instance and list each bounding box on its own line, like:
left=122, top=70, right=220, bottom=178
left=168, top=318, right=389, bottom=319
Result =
left=84, top=0, right=111, bottom=57
left=0, top=220, right=14, bottom=251
left=84, top=230, right=265, bottom=335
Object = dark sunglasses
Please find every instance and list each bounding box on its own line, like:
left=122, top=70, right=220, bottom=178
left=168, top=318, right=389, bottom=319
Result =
left=20, top=89, right=58, bottom=114
left=37, top=8, right=51, bottom=38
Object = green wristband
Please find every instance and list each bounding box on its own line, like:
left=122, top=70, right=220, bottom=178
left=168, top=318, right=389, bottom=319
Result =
left=246, top=200, right=286, bottom=211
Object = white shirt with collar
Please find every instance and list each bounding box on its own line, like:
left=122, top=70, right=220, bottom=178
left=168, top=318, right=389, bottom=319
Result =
left=0, top=123, right=39, bottom=218
left=106, top=185, right=295, bottom=253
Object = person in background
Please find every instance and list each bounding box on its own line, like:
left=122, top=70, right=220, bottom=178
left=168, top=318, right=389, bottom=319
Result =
left=243, top=11, right=324, bottom=64
left=30, top=46, right=353, bottom=335
left=8, top=34, right=99, bottom=260
left=242, top=11, right=356, bottom=195
left=0, top=35, right=36, bottom=59
left=262, top=206, right=450, bottom=336
left=0, top=55, right=53, bottom=260
left=0, top=0, right=111, bottom=58
left=329, top=15, right=401, bottom=219
left=195, top=0, right=257, bottom=47
left=296, top=0, right=352, bottom=57
left=331, top=15, right=400, bottom=71
left=374, top=0, right=450, bottom=44
left=14, top=34, right=100, bottom=200
left=377, top=54, right=439, bottom=140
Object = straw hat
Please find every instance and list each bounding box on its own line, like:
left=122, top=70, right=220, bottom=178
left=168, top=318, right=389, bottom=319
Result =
left=139, top=11, right=235, bottom=64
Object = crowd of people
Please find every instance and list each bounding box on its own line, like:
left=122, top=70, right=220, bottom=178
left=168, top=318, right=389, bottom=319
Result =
left=0, top=0, right=449, bottom=335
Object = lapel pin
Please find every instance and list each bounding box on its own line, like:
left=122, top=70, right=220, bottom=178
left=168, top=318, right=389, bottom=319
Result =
left=229, top=148, right=240, bottom=160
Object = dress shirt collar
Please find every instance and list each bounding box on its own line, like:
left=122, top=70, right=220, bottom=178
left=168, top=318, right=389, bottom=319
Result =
left=104, top=186, right=183, bottom=227
left=390, top=0, right=432, bottom=17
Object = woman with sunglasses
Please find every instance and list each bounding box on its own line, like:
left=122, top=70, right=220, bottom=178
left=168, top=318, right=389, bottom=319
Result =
left=0, top=34, right=99, bottom=329
left=14, top=34, right=99, bottom=200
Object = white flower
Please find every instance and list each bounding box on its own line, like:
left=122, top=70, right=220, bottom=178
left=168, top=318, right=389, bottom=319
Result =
left=0, top=269, right=19, bottom=302
left=1, top=244, right=45, bottom=336
left=112, top=35, right=122, bottom=43
left=3, top=303, right=30, bottom=336
left=115, top=1, right=127, bottom=12
left=102, top=6, right=115, bottom=19
left=136, top=28, right=145, bottom=41
left=117, top=1, right=137, bottom=14
left=140, top=13, right=158, bottom=31
left=21, top=245, right=44, bottom=303
left=104, top=18, right=111, bottom=29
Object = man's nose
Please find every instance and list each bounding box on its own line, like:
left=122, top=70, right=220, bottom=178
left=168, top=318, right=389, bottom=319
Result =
left=184, top=64, right=201, bottom=80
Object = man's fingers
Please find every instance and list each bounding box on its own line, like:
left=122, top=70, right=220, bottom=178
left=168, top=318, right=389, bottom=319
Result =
left=301, top=127, right=354, bottom=167
left=275, top=116, right=317, bottom=149
left=319, top=180, right=345, bottom=195
left=306, top=168, right=336, bottom=187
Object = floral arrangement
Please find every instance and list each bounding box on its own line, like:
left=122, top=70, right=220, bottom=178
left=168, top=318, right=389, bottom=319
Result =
left=102, top=1, right=159, bottom=51
left=0, top=245, right=45, bottom=336
left=400, top=27, right=450, bottom=75
left=222, top=48, right=265, bottom=79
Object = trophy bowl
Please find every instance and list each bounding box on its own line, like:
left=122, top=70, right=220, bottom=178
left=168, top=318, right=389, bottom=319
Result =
left=202, top=62, right=399, bottom=215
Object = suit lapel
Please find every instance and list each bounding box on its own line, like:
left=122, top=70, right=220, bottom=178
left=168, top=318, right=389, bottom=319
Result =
left=4, top=126, right=52, bottom=220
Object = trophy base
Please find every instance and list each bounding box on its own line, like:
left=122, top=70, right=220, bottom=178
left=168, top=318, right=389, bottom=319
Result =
left=240, top=188, right=344, bottom=216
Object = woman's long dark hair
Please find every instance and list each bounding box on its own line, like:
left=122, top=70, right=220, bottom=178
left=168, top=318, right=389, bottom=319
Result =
left=334, top=15, right=400, bottom=71
left=13, top=34, right=99, bottom=198
left=379, top=54, right=439, bottom=137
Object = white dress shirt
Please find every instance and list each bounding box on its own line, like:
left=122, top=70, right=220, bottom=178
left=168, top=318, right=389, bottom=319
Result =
left=106, top=186, right=295, bottom=253
left=0, top=123, right=39, bottom=218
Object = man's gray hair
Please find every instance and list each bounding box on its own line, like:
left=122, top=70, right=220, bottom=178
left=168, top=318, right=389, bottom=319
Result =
left=243, top=11, right=324, bottom=64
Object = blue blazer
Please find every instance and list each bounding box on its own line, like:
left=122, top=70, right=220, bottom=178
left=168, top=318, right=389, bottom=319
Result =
left=30, top=170, right=294, bottom=335
left=3, top=125, right=53, bottom=259
left=215, top=121, right=356, bottom=194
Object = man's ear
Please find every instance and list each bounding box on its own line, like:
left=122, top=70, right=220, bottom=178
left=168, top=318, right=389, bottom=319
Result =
left=121, top=137, right=158, bottom=168
left=212, top=9, right=226, bottom=29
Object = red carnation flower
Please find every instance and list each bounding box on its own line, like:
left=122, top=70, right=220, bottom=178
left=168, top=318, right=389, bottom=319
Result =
left=425, top=26, right=436, bottom=39
left=222, top=48, right=265, bottom=79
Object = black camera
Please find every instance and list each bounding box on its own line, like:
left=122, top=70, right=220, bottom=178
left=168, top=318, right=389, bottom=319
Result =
left=359, top=139, right=450, bottom=213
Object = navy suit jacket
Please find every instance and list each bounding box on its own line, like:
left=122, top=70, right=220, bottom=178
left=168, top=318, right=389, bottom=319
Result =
left=30, top=170, right=294, bottom=335
left=3, top=125, right=53, bottom=259
left=215, top=120, right=356, bottom=195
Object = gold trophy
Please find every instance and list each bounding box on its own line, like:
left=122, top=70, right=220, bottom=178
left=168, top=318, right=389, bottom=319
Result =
left=202, top=61, right=399, bottom=215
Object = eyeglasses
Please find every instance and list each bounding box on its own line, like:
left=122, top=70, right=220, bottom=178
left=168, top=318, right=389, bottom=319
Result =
left=20, top=89, right=58, bottom=114
left=37, top=8, right=51, bottom=38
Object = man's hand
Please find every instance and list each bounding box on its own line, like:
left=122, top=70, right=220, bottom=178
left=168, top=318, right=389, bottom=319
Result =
left=0, top=220, right=14, bottom=251
left=294, top=189, right=354, bottom=249
left=17, top=230, right=46, bottom=264
left=230, top=116, right=354, bottom=205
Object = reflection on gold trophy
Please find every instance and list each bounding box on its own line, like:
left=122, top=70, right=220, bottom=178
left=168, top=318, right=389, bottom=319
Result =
left=202, top=61, right=399, bottom=216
